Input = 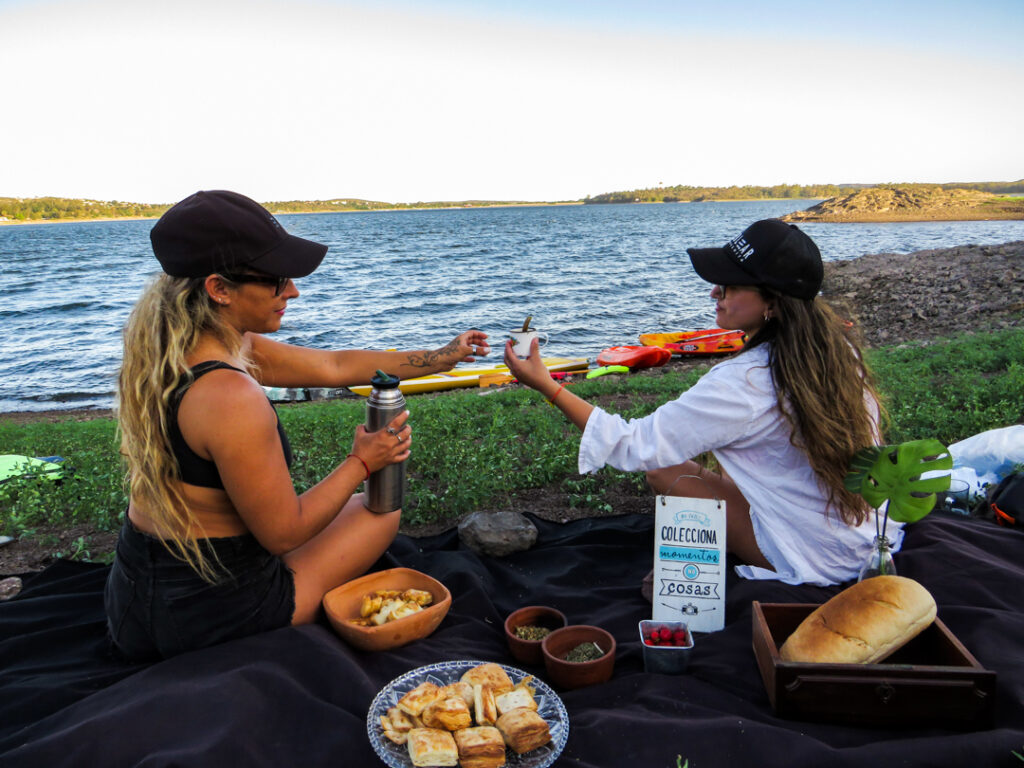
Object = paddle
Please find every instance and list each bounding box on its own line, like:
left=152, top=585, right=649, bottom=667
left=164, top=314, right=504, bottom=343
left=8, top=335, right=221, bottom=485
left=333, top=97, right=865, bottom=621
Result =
left=676, top=329, right=740, bottom=343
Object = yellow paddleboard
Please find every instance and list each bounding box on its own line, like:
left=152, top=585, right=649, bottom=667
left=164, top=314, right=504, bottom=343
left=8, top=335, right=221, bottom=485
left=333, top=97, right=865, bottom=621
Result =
left=348, top=358, right=589, bottom=397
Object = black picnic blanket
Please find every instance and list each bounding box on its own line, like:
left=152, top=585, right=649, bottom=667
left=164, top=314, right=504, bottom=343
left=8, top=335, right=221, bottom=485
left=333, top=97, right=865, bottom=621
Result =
left=1, top=512, right=1023, bottom=768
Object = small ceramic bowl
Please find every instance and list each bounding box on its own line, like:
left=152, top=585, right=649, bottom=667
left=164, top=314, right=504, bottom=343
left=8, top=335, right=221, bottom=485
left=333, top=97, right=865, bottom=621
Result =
left=638, top=620, right=694, bottom=674
left=322, top=567, right=451, bottom=652
left=504, top=605, right=569, bottom=666
left=541, top=624, right=616, bottom=690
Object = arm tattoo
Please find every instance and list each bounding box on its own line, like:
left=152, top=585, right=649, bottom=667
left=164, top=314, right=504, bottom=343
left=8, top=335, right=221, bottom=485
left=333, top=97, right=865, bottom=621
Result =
left=406, top=339, right=461, bottom=369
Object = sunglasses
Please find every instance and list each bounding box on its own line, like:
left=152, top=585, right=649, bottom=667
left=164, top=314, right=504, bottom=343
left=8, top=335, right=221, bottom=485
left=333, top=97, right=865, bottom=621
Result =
left=715, top=285, right=764, bottom=299
left=219, top=273, right=291, bottom=296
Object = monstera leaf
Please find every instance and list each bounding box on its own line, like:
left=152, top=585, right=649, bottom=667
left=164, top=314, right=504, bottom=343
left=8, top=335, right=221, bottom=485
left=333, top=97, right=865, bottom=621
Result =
left=844, top=439, right=953, bottom=523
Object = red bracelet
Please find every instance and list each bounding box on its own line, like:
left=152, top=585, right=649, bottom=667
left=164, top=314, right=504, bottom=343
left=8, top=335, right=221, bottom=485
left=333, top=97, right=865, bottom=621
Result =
left=347, top=453, right=370, bottom=480
left=548, top=383, right=566, bottom=405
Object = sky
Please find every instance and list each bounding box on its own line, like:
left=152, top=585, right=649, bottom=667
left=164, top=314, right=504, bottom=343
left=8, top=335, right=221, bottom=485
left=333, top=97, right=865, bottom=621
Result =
left=1, top=0, right=1022, bottom=204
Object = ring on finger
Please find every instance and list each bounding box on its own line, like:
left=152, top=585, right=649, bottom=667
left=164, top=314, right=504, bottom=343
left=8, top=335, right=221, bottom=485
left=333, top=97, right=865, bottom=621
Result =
left=385, top=427, right=397, bottom=436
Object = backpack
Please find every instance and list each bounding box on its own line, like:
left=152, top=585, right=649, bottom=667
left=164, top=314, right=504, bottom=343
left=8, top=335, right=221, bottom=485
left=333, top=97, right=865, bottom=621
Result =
left=977, top=472, right=1024, bottom=527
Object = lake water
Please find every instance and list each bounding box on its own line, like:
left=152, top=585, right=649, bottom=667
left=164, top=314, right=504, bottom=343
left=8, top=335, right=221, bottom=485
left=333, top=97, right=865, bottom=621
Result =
left=2, top=200, right=1023, bottom=413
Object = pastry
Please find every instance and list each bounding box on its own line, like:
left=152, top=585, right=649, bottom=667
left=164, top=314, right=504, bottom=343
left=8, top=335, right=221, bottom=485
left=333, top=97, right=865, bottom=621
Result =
left=407, top=727, right=459, bottom=767
left=494, top=687, right=537, bottom=717
left=472, top=684, right=497, bottom=726
left=439, top=681, right=474, bottom=709
left=453, top=725, right=506, bottom=768
left=495, top=708, right=551, bottom=754
left=421, top=696, right=473, bottom=731
left=386, top=706, right=415, bottom=733
left=398, top=681, right=442, bottom=717
left=460, top=663, right=514, bottom=696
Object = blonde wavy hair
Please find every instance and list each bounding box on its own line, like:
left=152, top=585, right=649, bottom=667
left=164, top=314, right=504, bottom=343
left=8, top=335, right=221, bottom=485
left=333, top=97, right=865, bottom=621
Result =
left=117, top=273, right=251, bottom=580
left=745, top=291, right=887, bottom=526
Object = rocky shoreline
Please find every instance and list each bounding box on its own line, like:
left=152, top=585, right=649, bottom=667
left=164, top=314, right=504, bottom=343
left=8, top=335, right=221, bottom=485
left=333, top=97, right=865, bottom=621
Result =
left=819, top=240, right=1024, bottom=344
left=783, top=185, right=1024, bottom=223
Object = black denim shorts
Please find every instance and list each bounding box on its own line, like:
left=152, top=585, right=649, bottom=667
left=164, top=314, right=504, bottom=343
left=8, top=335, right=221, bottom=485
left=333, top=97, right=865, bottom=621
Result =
left=104, top=520, right=295, bottom=662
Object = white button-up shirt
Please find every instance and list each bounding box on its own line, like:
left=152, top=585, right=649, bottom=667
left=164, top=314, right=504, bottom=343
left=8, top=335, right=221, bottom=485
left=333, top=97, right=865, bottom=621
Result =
left=578, top=343, right=899, bottom=586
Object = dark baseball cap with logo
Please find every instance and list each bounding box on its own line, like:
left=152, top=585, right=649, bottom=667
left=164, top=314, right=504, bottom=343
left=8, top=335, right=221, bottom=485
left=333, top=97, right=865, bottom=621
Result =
left=150, top=190, right=328, bottom=279
left=686, top=219, right=823, bottom=300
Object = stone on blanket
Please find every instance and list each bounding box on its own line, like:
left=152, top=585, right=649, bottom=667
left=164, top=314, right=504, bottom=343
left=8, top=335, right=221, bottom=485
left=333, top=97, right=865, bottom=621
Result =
left=458, top=510, right=538, bottom=557
left=0, top=577, right=22, bottom=601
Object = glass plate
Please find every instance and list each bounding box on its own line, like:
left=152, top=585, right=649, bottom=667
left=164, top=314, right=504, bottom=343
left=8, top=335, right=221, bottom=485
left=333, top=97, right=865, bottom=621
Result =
left=367, top=659, right=570, bottom=768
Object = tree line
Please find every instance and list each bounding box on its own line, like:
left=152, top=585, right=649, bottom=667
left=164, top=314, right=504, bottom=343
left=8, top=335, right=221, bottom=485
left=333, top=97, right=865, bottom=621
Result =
left=0, top=197, right=171, bottom=222
left=0, top=196, right=546, bottom=222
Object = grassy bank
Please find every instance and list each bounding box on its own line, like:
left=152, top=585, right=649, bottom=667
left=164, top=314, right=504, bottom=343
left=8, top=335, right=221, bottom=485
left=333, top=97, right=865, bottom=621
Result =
left=2, top=327, right=1023, bottom=562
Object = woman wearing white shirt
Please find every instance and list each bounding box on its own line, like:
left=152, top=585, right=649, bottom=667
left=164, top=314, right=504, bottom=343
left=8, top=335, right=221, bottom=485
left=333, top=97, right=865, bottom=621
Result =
left=504, top=219, right=891, bottom=586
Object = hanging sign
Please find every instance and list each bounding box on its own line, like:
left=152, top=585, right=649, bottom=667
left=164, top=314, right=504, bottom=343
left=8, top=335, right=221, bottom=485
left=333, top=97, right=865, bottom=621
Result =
left=652, top=494, right=727, bottom=633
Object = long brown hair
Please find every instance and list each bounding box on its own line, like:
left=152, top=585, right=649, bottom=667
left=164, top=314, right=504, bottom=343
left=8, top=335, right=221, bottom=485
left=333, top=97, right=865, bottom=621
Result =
left=117, top=273, right=249, bottom=580
left=744, top=291, right=887, bottom=526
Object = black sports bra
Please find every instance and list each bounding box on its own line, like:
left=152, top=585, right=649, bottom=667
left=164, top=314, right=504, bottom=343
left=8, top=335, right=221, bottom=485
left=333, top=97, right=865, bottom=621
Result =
left=167, top=361, right=293, bottom=489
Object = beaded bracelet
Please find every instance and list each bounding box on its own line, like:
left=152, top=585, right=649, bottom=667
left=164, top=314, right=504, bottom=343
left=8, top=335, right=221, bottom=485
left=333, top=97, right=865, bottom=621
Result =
left=347, top=453, right=370, bottom=480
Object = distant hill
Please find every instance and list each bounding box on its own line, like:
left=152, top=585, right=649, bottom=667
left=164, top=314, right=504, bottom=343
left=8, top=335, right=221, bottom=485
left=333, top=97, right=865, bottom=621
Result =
left=582, top=180, right=1024, bottom=205
left=781, top=184, right=1024, bottom=223
left=584, top=183, right=853, bottom=204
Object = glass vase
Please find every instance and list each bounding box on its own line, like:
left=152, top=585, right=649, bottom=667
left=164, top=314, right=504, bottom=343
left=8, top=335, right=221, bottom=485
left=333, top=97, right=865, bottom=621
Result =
left=858, top=535, right=896, bottom=581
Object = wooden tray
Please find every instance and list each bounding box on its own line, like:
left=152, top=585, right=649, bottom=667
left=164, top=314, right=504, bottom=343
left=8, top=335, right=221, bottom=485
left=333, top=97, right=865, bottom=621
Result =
left=752, top=602, right=996, bottom=729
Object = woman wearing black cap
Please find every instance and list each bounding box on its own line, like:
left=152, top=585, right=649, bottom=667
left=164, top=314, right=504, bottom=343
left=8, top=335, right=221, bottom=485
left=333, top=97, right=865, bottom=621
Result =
left=106, top=190, right=490, bottom=660
left=505, top=219, right=889, bottom=586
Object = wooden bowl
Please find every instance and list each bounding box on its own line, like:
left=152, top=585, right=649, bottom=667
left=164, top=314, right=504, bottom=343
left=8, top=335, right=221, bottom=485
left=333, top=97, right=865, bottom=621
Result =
left=322, top=567, right=451, bottom=652
left=541, top=624, right=616, bottom=690
left=504, top=605, right=568, bottom=666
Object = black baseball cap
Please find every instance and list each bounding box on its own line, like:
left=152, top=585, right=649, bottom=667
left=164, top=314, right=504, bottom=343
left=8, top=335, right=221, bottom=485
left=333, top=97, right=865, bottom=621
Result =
left=150, top=190, right=328, bottom=279
left=686, top=219, right=823, bottom=300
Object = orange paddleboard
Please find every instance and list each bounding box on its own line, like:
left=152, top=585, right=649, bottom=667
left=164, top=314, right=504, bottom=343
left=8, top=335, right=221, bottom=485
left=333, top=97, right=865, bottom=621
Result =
left=638, top=329, right=745, bottom=356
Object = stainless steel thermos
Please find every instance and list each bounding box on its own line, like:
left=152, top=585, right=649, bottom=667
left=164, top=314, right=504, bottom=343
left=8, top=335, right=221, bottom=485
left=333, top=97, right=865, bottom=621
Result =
left=365, top=370, right=407, bottom=514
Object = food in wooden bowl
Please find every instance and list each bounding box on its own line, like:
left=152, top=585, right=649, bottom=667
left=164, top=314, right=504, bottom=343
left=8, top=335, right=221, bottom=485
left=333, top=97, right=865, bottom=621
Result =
left=541, top=625, right=616, bottom=690
left=323, top=567, right=451, bottom=651
left=779, top=575, right=936, bottom=664
left=504, top=605, right=568, bottom=667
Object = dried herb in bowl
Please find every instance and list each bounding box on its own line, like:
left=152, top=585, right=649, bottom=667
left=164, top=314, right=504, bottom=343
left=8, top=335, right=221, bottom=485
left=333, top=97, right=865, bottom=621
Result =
left=565, top=642, right=604, bottom=662
left=515, top=625, right=552, bottom=641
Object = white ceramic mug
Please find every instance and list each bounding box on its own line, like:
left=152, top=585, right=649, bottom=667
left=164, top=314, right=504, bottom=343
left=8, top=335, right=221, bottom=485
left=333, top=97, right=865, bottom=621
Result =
left=509, top=329, right=548, bottom=358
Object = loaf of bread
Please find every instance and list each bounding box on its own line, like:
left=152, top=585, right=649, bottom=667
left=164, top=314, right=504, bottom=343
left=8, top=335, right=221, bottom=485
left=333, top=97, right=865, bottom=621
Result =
left=779, top=575, right=937, bottom=664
